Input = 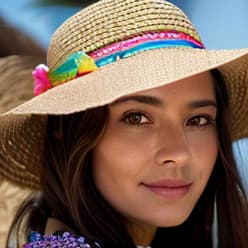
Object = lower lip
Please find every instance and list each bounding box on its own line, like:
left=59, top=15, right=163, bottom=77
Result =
left=143, top=184, right=192, bottom=199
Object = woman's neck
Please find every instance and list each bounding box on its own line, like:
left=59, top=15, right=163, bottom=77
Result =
left=126, top=221, right=157, bottom=246
left=45, top=217, right=73, bottom=235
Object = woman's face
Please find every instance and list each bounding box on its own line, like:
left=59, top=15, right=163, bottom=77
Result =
left=93, top=71, right=218, bottom=229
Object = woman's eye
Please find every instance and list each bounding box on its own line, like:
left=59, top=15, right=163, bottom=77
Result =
left=187, top=115, right=215, bottom=128
left=121, top=112, right=151, bottom=125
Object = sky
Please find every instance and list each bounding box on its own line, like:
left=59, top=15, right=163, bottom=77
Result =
left=1, top=0, right=248, bottom=189
left=170, top=0, right=248, bottom=49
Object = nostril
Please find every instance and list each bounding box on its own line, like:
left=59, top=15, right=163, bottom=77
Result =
left=154, top=145, right=191, bottom=167
left=162, top=159, right=175, bottom=164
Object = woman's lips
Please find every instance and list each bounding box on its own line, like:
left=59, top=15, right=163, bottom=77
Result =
left=142, top=179, right=192, bottom=199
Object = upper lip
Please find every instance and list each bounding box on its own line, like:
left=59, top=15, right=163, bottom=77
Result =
left=143, top=179, right=192, bottom=188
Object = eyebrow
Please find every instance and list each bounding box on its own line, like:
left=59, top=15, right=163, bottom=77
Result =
left=111, top=95, right=162, bottom=107
left=187, top=99, right=217, bottom=109
left=111, top=95, right=217, bottom=109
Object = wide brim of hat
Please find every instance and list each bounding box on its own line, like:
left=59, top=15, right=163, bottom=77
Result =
left=1, top=47, right=248, bottom=189
left=3, top=47, right=248, bottom=116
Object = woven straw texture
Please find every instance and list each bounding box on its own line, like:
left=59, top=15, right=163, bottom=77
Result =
left=0, top=0, right=248, bottom=190
left=47, top=0, right=201, bottom=70
left=0, top=55, right=44, bottom=247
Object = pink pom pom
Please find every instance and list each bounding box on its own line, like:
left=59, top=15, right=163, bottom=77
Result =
left=32, top=64, right=52, bottom=96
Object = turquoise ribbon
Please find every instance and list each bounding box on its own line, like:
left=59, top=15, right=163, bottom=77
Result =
left=95, top=40, right=203, bottom=67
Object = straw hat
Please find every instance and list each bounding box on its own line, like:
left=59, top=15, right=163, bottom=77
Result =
left=1, top=0, right=248, bottom=189
left=0, top=55, right=44, bottom=247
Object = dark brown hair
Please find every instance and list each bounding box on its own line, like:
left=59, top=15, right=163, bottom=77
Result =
left=7, top=70, right=248, bottom=248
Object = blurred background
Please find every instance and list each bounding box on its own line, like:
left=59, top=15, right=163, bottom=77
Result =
left=1, top=0, right=248, bottom=52
left=0, top=0, right=248, bottom=246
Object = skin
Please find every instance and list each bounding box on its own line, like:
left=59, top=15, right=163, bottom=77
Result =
left=93, top=71, right=218, bottom=246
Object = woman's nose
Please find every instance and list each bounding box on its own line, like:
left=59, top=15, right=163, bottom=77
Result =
left=154, top=124, right=191, bottom=167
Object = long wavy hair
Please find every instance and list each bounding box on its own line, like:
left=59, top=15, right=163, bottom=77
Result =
left=7, top=70, right=248, bottom=248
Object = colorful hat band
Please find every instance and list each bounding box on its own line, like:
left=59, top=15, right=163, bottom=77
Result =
left=33, top=31, right=204, bottom=96
left=90, top=31, right=204, bottom=63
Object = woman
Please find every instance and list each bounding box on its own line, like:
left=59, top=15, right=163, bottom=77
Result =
left=1, top=0, right=248, bottom=247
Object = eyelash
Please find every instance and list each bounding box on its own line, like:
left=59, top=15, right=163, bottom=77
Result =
left=186, top=114, right=216, bottom=129
left=120, top=111, right=152, bottom=125
left=120, top=111, right=216, bottom=128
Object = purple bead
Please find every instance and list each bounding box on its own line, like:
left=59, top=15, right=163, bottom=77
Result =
left=23, top=231, right=101, bottom=248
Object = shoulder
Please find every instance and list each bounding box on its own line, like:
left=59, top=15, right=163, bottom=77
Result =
left=23, top=231, right=101, bottom=248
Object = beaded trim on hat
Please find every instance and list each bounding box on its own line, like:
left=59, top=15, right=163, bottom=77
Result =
left=91, top=31, right=204, bottom=67
left=33, top=30, right=204, bottom=96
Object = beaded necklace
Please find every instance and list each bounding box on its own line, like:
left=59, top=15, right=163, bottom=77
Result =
left=25, top=231, right=153, bottom=248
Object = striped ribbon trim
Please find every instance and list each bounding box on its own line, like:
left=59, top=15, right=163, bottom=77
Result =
left=33, top=31, right=204, bottom=96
